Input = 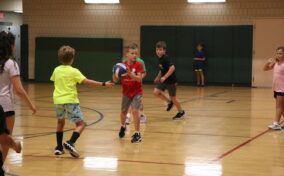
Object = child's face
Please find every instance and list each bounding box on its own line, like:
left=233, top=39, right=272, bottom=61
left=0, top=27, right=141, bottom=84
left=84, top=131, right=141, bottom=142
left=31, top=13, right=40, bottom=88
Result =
left=156, top=48, right=166, bottom=58
left=276, top=49, right=284, bottom=61
left=126, top=48, right=138, bottom=62
left=196, top=45, right=203, bottom=51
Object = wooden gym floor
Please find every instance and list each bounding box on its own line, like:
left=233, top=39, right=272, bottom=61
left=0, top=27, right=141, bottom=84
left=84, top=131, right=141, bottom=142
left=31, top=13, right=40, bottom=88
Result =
left=4, top=83, right=284, bottom=176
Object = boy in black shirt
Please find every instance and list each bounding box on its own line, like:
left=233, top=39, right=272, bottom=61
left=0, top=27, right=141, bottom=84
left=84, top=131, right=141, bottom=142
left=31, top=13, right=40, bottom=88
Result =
left=153, top=41, right=185, bottom=119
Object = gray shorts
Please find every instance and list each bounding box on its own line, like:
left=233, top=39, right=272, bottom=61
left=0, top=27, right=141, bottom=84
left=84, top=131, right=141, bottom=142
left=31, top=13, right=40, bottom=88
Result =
left=156, top=83, right=177, bottom=97
left=121, top=95, right=142, bottom=112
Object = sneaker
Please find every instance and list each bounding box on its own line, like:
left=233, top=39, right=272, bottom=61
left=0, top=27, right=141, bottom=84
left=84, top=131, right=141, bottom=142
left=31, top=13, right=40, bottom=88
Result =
left=63, top=141, right=80, bottom=158
left=268, top=122, right=282, bottom=130
left=173, top=111, right=185, bottom=120
left=131, top=133, right=142, bottom=143
left=125, top=117, right=131, bottom=125
left=119, top=126, right=126, bottom=138
left=54, top=146, right=65, bottom=155
left=166, top=101, right=174, bottom=111
left=140, top=114, right=147, bottom=123
left=2, top=166, right=9, bottom=174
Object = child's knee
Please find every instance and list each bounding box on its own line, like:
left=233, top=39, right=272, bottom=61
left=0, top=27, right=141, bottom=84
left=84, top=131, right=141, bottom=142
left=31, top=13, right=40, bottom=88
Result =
left=153, top=90, right=160, bottom=96
left=76, top=121, right=85, bottom=127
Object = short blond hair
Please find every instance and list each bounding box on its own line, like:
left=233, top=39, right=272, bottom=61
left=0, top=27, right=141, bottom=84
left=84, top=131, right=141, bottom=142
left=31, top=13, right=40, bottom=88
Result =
left=58, top=45, right=75, bottom=64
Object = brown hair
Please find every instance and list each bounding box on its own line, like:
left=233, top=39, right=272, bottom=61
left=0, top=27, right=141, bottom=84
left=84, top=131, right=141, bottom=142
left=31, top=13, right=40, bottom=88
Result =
left=156, top=41, right=167, bottom=50
left=0, top=31, right=15, bottom=73
left=125, top=43, right=138, bottom=52
left=58, top=46, right=75, bottom=64
left=277, top=46, right=284, bottom=52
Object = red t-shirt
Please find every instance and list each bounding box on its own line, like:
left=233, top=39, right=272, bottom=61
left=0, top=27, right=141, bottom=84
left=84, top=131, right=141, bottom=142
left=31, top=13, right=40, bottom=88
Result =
left=121, top=61, right=144, bottom=97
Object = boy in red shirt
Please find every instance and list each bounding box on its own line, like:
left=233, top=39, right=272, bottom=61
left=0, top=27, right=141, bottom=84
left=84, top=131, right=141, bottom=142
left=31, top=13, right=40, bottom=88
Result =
left=113, top=43, right=144, bottom=143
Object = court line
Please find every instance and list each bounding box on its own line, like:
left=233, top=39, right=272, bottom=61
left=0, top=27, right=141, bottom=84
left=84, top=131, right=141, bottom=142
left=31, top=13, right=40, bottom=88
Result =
left=210, top=128, right=271, bottom=163
left=23, top=154, right=185, bottom=166
left=226, top=100, right=236, bottom=103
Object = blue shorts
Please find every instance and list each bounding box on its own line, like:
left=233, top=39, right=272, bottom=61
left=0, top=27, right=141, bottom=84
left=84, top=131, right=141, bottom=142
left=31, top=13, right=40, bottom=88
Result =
left=55, top=104, right=83, bottom=123
left=194, top=61, right=205, bottom=71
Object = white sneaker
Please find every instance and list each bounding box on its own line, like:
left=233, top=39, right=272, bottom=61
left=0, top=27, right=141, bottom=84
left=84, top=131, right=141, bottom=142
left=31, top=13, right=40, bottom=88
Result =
left=125, top=113, right=131, bottom=125
left=268, top=122, right=282, bottom=130
left=140, top=114, right=147, bottom=123
left=2, top=166, right=9, bottom=173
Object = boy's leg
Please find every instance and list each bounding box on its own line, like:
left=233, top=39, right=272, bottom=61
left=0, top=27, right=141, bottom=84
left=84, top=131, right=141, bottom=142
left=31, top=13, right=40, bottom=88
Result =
left=168, top=84, right=185, bottom=120
left=54, top=105, right=66, bottom=155
left=63, top=104, right=84, bottom=158
left=125, top=106, right=132, bottom=125
left=131, top=95, right=142, bottom=143
left=154, top=84, right=173, bottom=111
left=119, top=96, right=132, bottom=138
left=140, top=103, right=147, bottom=123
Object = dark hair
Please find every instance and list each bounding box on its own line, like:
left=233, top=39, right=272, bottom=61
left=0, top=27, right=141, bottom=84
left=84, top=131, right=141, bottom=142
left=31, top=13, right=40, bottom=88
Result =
left=156, top=41, right=167, bottom=50
left=125, top=43, right=138, bottom=52
left=0, top=31, right=15, bottom=73
left=58, top=46, right=75, bottom=64
left=277, top=46, right=284, bottom=52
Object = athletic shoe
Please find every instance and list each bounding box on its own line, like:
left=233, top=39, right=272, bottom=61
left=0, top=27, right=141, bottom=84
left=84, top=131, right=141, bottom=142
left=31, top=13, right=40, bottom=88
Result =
left=119, top=126, right=126, bottom=138
left=140, top=114, right=147, bottom=123
left=166, top=101, right=174, bottom=111
left=54, top=146, right=65, bottom=155
left=268, top=122, right=282, bottom=130
left=173, top=111, right=185, bottom=120
left=63, top=141, right=80, bottom=158
left=131, top=133, right=142, bottom=143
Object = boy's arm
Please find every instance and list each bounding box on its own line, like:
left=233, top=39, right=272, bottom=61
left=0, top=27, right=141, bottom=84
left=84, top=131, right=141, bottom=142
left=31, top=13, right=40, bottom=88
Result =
left=193, top=57, right=206, bottom=61
left=82, top=79, right=114, bottom=88
left=128, top=71, right=142, bottom=82
left=263, top=58, right=276, bottom=71
left=154, top=71, right=161, bottom=83
left=160, top=65, right=175, bottom=83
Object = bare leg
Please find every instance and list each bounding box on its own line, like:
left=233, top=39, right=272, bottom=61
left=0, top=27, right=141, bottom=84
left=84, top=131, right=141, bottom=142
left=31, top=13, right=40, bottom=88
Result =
left=2, top=115, right=15, bottom=162
left=57, top=119, right=65, bottom=132
left=132, top=109, right=140, bottom=132
left=170, top=96, right=183, bottom=111
left=120, top=111, right=127, bottom=125
left=74, top=121, right=85, bottom=134
left=0, top=135, right=21, bottom=153
left=200, top=71, right=205, bottom=86
left=275, top=96, right=283, bottom=123
left=196, top=71, right=200, bottom=85
left=153, top=88, right=170, bottom=103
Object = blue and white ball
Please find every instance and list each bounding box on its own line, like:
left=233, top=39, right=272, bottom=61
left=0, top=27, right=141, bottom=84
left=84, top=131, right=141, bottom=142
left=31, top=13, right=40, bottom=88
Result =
left=113, top=63, right=127, bottom=78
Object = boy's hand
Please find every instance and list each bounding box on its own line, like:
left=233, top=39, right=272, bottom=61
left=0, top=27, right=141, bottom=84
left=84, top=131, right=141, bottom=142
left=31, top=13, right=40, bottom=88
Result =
left=154, top=77, right=160, bottom=84
left=31, top=105, right=37, bottom=115
left=160, top=77, right=166, bottom=83
left=105, top=81, right=115, bottom=88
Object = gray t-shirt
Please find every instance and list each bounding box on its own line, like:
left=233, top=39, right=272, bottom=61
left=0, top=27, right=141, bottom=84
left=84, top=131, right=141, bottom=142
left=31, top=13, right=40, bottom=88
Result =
left=0, top=59, right=20, bottom=112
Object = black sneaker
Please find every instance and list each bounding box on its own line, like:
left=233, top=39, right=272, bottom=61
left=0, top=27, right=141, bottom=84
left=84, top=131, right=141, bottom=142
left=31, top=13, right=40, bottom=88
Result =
left=131, top=133, right=142, bottom=143
left=166, top=101, right=174, bottom=111
left=54, top=146, right=65, bottom=155
left=119, top=126, right=126, bottom=138
left=63, top=141, right=80, bottom=158
left=173, top=111, right=185, bottom=120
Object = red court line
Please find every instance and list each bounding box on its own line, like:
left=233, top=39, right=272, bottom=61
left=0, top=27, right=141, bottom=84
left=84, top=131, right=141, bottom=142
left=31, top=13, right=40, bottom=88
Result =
left=210, top=128, right=270, bottom=163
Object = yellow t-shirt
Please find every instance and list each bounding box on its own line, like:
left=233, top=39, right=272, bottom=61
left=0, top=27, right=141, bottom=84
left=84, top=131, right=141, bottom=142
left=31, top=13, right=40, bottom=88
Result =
left=50, top=65, right=86, bottom=104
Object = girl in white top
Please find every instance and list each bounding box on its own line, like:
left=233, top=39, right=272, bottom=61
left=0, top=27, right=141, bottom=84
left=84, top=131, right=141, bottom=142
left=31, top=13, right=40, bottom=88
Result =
left=0, top=31, right=36, bottom=172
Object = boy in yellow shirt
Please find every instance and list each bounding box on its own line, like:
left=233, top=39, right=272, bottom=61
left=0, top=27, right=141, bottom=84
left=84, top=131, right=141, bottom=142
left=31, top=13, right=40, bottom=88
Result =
left=50, top=46, right=114, bottom=158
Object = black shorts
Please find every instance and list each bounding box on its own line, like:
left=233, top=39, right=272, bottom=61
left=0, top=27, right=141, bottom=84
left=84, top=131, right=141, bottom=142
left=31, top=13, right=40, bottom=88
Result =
left=156, top=83, right=177, bottom=97
left=274, top=91, right=284, bottom=98
left=0, top=106, right=10, bottom=135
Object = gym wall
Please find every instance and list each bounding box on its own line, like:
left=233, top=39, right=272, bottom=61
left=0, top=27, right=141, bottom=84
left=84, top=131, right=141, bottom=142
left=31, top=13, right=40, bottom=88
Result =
left=23, top=0, right=284, bottom=81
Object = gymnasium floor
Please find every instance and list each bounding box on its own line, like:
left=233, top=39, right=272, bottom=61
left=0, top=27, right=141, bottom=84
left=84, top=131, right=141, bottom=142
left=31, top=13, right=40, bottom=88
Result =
left=5, top=83, right=284, bottom=176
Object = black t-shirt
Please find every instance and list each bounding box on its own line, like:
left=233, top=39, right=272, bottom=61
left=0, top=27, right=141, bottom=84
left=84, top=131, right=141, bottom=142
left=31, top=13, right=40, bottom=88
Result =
left=158, top=54, right=177, bottom=84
